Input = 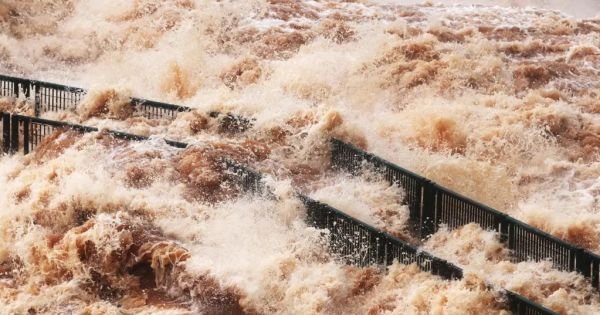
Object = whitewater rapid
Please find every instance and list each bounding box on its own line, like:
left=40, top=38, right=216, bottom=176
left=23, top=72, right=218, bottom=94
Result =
left=0, top=0, right=599, bottom=314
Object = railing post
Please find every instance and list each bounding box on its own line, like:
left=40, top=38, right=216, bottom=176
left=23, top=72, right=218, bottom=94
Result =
left=34, top=82, right=40, bottom=117
left=23, top=80, right=30, bottom=98
left=2, top=113, right=9, bottom=154
left=13, top=79, right=19, bottom=98
left=22, top=118, right=29, bottom=155
left=10, top=115, right=19, bottom=154
left=591, top=254, right=600, bottom=289
left=421, top=180, right=437, bottom=239
left=574, top=248, right=591, bottom=278
left=569, top=247, right=578, bottom=272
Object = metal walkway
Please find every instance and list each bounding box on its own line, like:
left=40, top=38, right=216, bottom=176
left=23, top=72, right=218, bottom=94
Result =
left=0, top=74, right=586, bottom=314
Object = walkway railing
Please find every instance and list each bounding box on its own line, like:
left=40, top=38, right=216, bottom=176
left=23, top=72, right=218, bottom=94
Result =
left=0, top=112, right=557, bottom=315
left=3, top=74, right=253, bottom=129
left=0, top=74, right=191, bottom=119
left=1, top=112, right=188, bottom=154
left=331, top=138, right=600, bottom=290
left=223, top=159, right=557, bottom=315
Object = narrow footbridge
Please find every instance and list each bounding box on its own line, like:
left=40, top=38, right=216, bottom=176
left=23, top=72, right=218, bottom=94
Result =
left=3, top=74, right=598, bottom=314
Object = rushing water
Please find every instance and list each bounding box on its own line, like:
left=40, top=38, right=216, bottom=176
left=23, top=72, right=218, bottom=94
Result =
left=0, top=1, right=599, bottom=314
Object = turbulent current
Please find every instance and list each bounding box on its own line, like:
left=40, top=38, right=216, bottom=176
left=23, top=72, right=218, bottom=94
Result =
left=0, top=0, right=599, bottom=314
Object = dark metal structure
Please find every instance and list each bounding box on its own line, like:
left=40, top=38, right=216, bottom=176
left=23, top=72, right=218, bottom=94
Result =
left=2, top=114, right=188, bottom=154
left=330, top=138, right=600, bottom=291
left=0, top=74, right=256, bottom=139
left=0, top=74, right=191, bottom=119
left=222, top=158, right=557, bottom=315
left=0, top=112, right=562, bottom=315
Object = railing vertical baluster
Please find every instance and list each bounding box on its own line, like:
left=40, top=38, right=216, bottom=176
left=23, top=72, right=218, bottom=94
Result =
left=60, top=90, right=64, bottom=110
left=31, top=122, right=36, bottom=149
left=34, top=83, right=41, bottom=117
left=10, top=115, right=19, bottom=154
left=2, top=112, right=9, bottom=154
left=13, top=79, right=19, bottom=98
left=22, top=118, right=29, bottom=155
left=592, top=255, right=600, bottom=289
left=23, top=81, right=30, bottom=99
left=570, top=247, right=578, bottom=272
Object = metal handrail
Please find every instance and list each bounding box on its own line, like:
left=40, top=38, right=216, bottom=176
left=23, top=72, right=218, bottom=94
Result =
left=331, top=138, right=600, bottom=290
